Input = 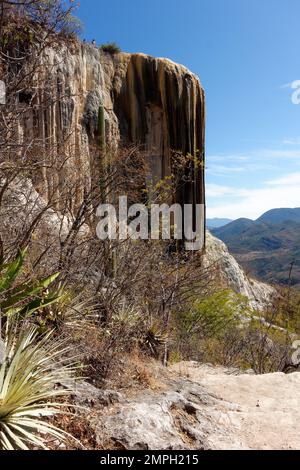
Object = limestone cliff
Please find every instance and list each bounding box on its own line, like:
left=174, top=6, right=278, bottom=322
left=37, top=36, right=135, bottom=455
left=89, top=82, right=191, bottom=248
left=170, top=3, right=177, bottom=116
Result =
left=8, top=41, right=277, bottom=308
left=205, top=231, right=275, bottom=309
left=19, top=43, right=205, bottom=217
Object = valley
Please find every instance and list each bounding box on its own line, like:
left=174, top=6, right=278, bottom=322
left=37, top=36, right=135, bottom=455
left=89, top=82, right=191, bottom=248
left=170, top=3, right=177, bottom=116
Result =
left=212, top=209, right=300, bottom=288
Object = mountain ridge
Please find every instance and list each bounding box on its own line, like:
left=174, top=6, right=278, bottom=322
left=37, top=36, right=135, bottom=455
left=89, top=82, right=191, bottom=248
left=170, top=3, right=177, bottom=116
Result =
left=257, top=207, right=300, bottom=224
left=212, top=210, right=300, bottom=288
left=206, top=218, right=233, bottom=229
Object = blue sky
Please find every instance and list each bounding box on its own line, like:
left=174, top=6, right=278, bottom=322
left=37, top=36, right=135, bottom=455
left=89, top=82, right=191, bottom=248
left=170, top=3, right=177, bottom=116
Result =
left=77, top=0, right=300, bottom=220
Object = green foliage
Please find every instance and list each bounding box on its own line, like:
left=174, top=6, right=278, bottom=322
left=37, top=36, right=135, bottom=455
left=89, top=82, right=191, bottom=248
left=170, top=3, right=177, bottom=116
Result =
left=0, top=250, right=63, bottom=321
left=171, top=290, right=293, bottom=373
left=0, top=326, right=77, bottom=450
left=0, top=250, right=81, bottom=449
left=273, top=287, right=300, bottom=333
left=35, top=293, right=96, bottom=334
left=182, top=290, right=249, bottom=339
left=171, top=290, right=250, bottom=362
left=98, top=103, right=107, bottom=202
left=100, top=42, right=121, bottom=54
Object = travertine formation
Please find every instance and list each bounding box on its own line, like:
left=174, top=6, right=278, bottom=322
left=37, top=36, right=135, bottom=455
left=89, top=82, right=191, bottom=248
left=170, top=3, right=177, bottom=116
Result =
left=10, top=42, right=276, bottom=307
left=20, top=43, right=205, bottom=215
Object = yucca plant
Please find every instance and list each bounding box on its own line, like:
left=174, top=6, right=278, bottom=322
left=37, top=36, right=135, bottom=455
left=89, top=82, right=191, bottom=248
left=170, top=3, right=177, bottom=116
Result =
left=0, top=326, right=78, bottom=450
left=0, top=249, right=80, bottom=449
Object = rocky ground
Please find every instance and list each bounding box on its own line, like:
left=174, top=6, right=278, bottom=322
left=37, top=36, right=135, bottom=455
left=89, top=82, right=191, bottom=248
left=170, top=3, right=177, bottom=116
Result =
left=71, top=361, right=300, bottom=450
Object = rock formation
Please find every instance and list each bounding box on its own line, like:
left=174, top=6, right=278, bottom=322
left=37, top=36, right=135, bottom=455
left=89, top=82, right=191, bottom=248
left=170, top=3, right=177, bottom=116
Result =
left=72, top=361, right=300, bottom=450
left=19, top=43, right=205, bottom=228
left=5, top=39, right=277, bottom=308
left=205, top=231, right=275, bottom=309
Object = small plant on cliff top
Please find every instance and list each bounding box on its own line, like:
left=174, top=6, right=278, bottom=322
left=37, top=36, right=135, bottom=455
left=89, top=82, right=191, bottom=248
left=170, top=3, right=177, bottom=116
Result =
left=100, top=42, right=121, bottom=54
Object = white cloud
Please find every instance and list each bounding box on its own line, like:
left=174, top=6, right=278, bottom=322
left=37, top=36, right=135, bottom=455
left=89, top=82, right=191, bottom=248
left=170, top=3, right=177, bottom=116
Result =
left=208, top=147, right=300, bottom=164
left=206, top=184, right=236, bottom=197
left=257, top=149, right=300, bottom=158
left=207, top=179, right=300, bottom=220
left=206, top=164, right=245, bottom=175
left=280, top=82, right=294, bottom=89
left=206, top=143, right=300, bottom=218
left=206, top=184, right=249, bottom=198
left=208, top=154, right=250, bottom=162
left=283, top=138, right=300, bottom=145
left=266, top=173, right=300, bottom=186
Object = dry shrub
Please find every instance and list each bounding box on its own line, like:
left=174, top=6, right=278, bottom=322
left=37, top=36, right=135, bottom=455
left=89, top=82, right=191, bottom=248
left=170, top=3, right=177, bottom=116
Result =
left=48, top=394, right=100, bottom=450
left=169, top=289, right=297, bottom=374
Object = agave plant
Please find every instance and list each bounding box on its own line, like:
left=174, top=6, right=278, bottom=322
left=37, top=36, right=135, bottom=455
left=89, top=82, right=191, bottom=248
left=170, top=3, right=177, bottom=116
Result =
left=0, top=248, right=63, bottom=321
left=144, top=325, right=167, bottom=358
left=0, top=326, right=78, bottom=450
left=111, top=304, right=141, bottom=328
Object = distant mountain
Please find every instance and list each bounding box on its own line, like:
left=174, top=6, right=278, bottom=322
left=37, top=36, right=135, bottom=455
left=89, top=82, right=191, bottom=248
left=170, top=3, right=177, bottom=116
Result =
left=212, top=209, right=300, bottom=288
left=206, top=218, right=233, bottom=229
left=213, top=219, right=300, bottom=253
left=212, top=218, right=254, bottom=241
left=257, top=207, right=300, bottom=224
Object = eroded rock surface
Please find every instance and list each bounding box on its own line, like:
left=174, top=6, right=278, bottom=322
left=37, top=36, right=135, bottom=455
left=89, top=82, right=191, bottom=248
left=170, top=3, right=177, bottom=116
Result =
left=19, top=45, right=205, bottom=212
left=205, top=231, right=275, bottom=309
left=87, top=362, right=300, bottom=450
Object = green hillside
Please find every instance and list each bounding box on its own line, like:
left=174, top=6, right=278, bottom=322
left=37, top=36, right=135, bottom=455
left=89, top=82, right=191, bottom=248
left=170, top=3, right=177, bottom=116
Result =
left=213, top=218, right=300, bottom=288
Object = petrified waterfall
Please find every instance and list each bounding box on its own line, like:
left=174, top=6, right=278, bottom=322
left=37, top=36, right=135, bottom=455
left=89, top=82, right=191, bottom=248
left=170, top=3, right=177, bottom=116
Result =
left=19, top=43, right=206, bottom=243
left=115, top=54, right=205, bottom=209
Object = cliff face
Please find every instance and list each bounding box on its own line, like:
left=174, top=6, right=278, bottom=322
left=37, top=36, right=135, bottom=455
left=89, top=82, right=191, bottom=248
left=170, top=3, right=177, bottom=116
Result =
left=205, top=231, right=275, bottom=310
left=11, top=42, right=277, bottom=308
left=20, top=43, right=205, bottom=215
